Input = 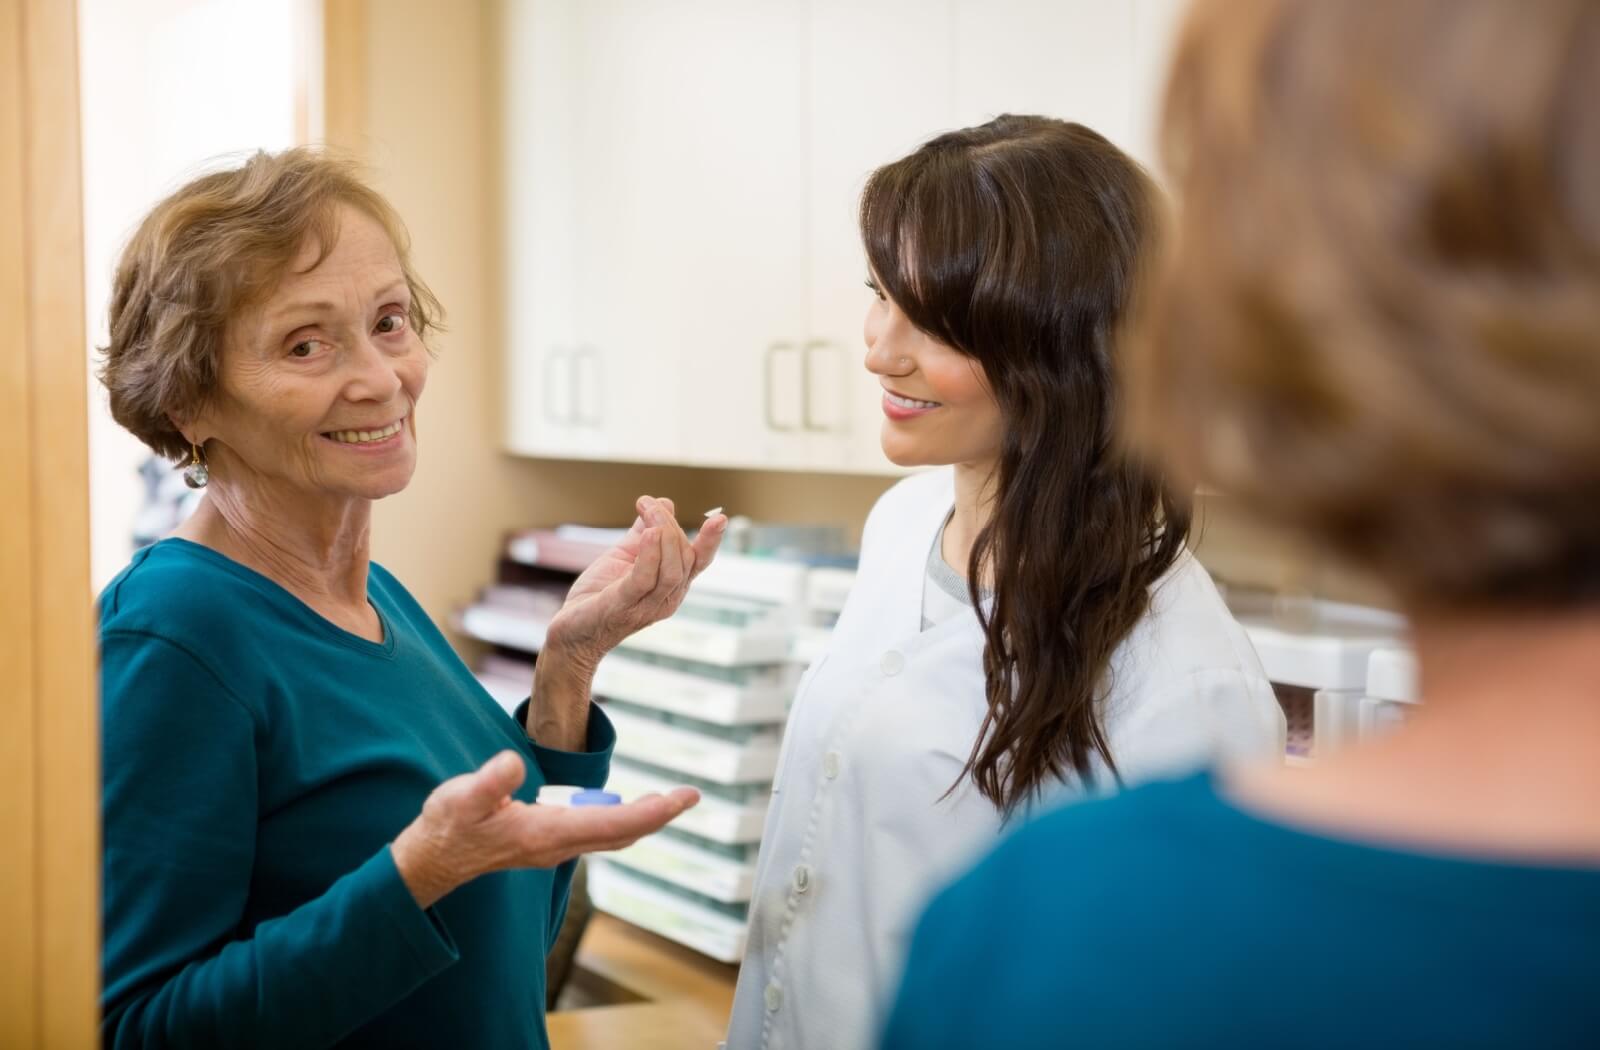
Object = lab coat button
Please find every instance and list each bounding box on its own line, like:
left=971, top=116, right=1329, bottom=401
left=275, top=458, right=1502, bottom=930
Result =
left=792, top=864, right=811, bottom=893
left=822, top=751, right=841, bottom=779
left=880, top=649, right=905, bottom=676
left=765, top=982, right=783, bottom=1012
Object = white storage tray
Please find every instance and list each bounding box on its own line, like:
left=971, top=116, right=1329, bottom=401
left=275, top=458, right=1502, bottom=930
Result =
left=474, top=673, right=528, bottom=716
left=788, top=626, right=831, bottom=668
left=605, top=764, right=768, bottom=844
left=804, top=567, right=857, bottom=615
left=593, top=654, right=787, bottom=726
left=605, top=835, right=755, bottom=903
left=588, top=861, right=747, bottom=964
left=618, top=616, right=790, bottom=667
left=458, top=604, right=548, bottom=654
left=691, top=553, right=810, bottom=607
left=1233, top=598, right=1406, bottom=691
left=605, top=707, right=780, bottom=784
left=1366, top=647, right=1419, bottom=703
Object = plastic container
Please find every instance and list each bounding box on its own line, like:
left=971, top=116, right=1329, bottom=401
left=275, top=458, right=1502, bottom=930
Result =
left=1366, top=647, right=1419, bottom=703
left=1229, top=594, right=1407, bottom=691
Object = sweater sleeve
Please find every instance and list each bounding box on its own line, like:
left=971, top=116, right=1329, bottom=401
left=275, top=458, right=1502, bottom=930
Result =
left=100, top=631, right=461, bottom=1049
left=510, top=697, right=617, bottom=950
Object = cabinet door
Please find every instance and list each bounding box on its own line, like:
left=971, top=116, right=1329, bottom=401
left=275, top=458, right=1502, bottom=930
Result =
left=565, top=0, right=720, bottom=464
left=501, top=0, right=588, bottom=457
left=952, top=1, right=1137, bottom=155
left=1129, top=0, right=1190, bottom=177
left=669, top=1, right=811, bottom=471
left=804, top=0, right=956, bottom=476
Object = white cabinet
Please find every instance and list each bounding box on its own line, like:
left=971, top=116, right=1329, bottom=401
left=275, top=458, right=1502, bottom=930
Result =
left=803, top=0, right=956, bottom=474
left=503, top=0, right=584, bottom=458
left=501, top=0, right=1188, bottom=473
left=667, top=2, right=812, bottom=471
left=952, top=2, right=1136, bottom=154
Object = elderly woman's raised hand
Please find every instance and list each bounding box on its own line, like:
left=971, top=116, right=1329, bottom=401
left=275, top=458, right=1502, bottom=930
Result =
left=543, top=495, right=727, bottom=674
left=391, top=750, right=700, bottom=909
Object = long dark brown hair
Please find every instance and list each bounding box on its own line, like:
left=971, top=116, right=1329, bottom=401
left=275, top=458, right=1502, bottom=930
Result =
left=860, top=115, right=1192, bottom=815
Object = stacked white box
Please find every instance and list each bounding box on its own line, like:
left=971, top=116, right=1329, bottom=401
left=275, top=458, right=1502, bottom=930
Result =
left=1227, top=593, right=1410, bottom=763
left=586, top=554, right=813, bottom=963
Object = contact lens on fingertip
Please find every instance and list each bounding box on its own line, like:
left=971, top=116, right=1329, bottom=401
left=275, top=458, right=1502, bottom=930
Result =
left=705, top=506, right=724, bottom=517
left=571, top=790, right=623, bottom=807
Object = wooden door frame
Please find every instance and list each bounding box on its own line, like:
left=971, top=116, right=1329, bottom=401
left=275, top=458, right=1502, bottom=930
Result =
left=0, top=0, right=98, bottom=1045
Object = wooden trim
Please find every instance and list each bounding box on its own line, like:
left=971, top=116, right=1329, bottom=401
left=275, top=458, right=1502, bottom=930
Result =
left=322, top=0, right=368, bottom=153
left=0, top=0, right=97, bottom=1044
left=0, top=6, right=42, bottom=1040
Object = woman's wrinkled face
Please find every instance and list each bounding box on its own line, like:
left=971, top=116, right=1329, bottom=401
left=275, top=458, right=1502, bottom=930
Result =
left=863, top=275, right=1003, bottom=469
left=192, top=205, right=429, bottom=504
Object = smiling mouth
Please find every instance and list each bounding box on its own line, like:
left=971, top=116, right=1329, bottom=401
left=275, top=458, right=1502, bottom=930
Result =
left=323, top=418, right=405, bottom=445
left=884, top=390, right=941, bottom=410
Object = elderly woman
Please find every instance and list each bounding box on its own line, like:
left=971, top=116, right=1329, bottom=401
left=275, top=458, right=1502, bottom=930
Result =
left=882, top=0, right=1600, bottom=1046
left=97, top=148, right=723, bottom=1048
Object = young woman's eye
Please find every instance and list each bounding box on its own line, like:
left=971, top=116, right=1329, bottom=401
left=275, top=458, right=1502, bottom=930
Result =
left=375, top=312, right=407, bottom=335
left=864, top=278, right=886, bottom=302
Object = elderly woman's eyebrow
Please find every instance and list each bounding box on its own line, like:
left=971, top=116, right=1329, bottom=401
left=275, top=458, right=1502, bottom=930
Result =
left=267, top=280, right=410, bottom=324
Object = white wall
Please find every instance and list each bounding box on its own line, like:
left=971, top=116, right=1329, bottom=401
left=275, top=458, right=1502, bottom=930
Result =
left=79, top=0, right=311, bottom=591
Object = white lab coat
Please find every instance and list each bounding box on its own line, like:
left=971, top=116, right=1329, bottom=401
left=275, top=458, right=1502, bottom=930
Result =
left=725, top=469, right=1285, bottom=1050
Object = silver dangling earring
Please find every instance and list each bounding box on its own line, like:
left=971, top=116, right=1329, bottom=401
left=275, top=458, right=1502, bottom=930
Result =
left=183, top=441, right=209, bottom=489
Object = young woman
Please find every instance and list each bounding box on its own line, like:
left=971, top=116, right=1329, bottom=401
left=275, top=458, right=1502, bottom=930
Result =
left=726, top=115, right=1285, bottom=1050
left=882, top=2, right=1600, bottom=1046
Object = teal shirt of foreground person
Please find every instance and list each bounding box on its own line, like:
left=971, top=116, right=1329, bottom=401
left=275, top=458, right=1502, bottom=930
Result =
left=100, top=539, right=615, bottom=1049
left=882, top=772, right=1600, bottom=1049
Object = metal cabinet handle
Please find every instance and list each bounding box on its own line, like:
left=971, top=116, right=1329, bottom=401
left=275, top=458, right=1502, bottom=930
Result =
left=801, top=339, right=843, bottom=433
left=576, top=346, right=604, bottom=427
left=764, top=342, right=798, bottom=432
left=542, top=348, right=571, bottom=423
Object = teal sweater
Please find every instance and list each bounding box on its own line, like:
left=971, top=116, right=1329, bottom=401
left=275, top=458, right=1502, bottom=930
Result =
left=100, top=539, right=614, bottom=1049
left=884, top=772, right=1600, bottom=1049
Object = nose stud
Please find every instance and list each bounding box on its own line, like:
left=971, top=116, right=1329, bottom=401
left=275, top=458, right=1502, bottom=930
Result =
left=898, top=357, right=911, bottom=370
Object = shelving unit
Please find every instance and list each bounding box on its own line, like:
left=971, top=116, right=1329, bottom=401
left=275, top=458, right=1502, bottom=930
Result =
left=458, top=528, right=822, bottom=964
left=1225, top=591, right=1417, bottom=763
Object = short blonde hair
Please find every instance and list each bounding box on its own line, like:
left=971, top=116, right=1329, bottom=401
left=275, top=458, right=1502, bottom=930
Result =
left=99, top=148, right=443, bottom=460
left=1127, top=0, right=1600, bottom=608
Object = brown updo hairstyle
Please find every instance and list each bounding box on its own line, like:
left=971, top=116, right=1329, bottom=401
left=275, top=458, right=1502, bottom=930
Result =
left=862, top=116, right=1192, bottom=814
left=1127, top=0, right=1600, bottom=610
left=100, top=147, right=442, bottom=461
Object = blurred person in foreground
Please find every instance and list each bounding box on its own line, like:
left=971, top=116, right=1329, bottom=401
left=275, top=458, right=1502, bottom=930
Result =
left=882, top=0, right=1600, bottom=1046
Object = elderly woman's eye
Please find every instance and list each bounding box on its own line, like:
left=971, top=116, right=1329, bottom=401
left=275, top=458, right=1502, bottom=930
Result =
left=289, top=340, right=318, bottom=358
left=376, top=312, right=407, bottom=335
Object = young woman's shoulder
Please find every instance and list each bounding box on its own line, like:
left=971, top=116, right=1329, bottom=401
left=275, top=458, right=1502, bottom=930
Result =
left=1121, top=552, right=1266, bottom=688
left=861, top=468, right=955, bottom=550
